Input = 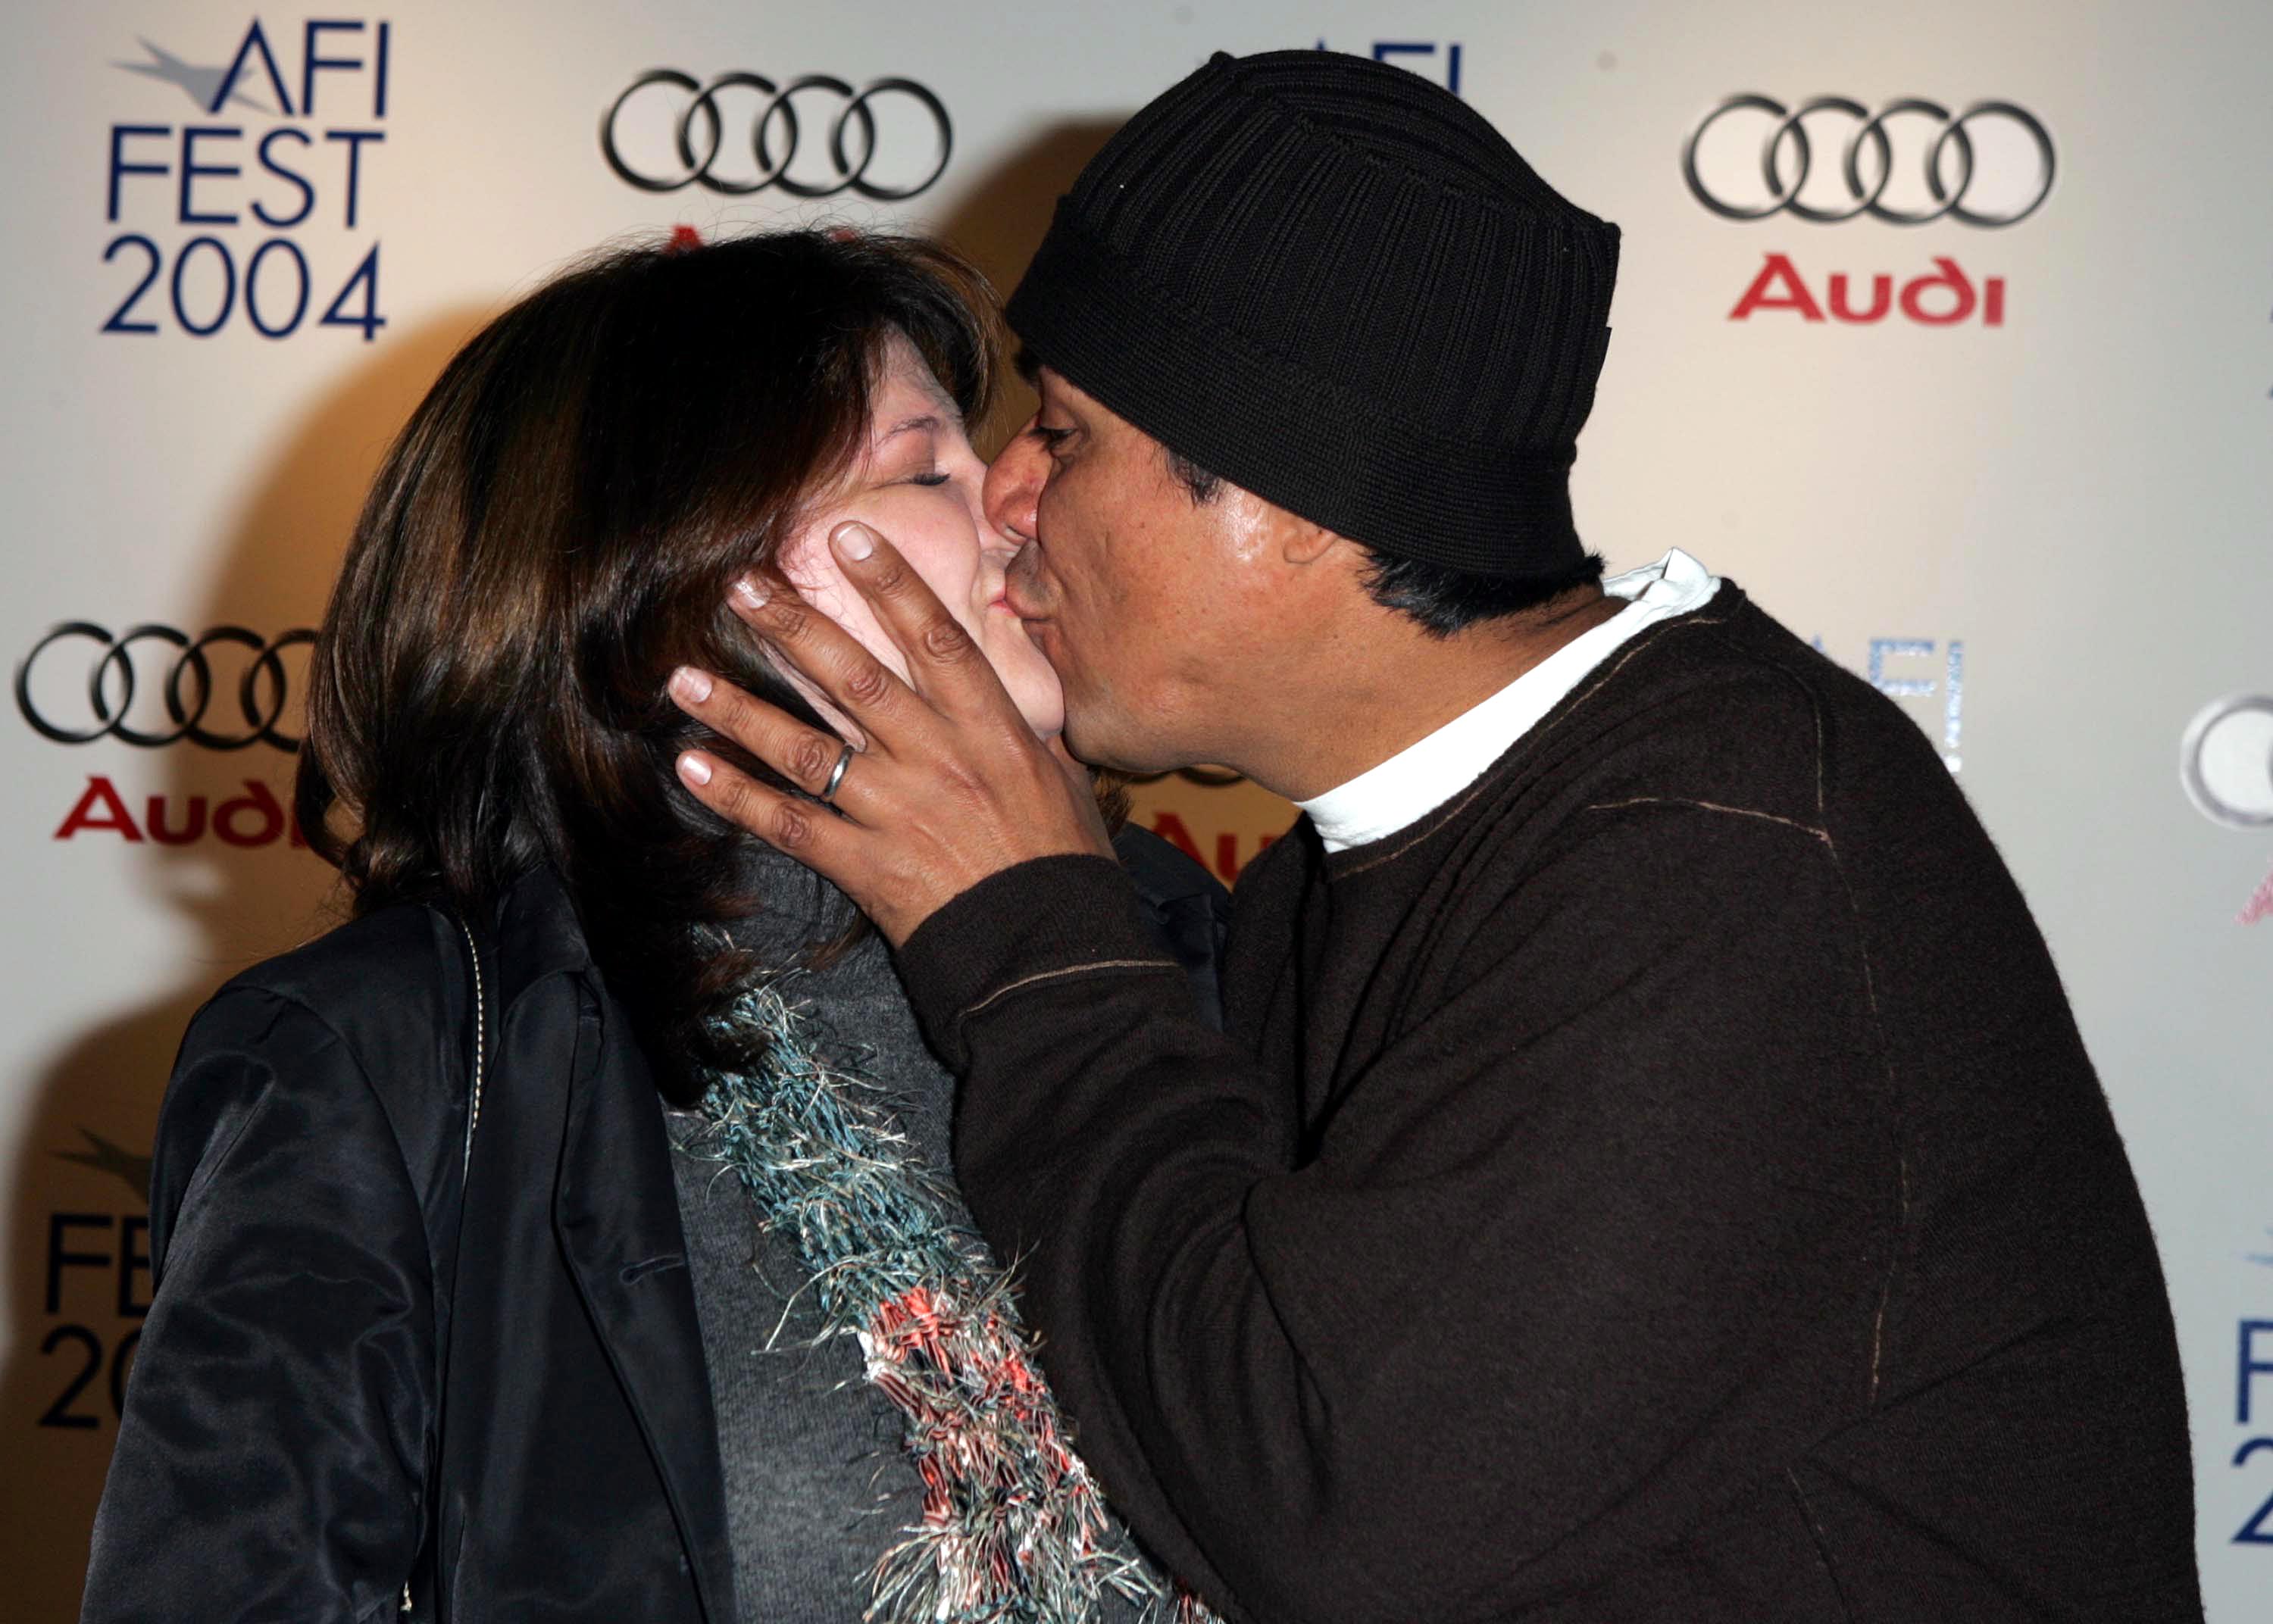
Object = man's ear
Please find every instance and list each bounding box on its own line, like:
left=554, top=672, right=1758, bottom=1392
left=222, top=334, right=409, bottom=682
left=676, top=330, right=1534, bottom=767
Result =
left=1280, top=516, right=1343, bottom=567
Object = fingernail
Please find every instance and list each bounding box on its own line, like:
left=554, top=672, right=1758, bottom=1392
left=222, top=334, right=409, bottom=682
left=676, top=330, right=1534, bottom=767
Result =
left=670, top=666, right=712, bottom=703
left=831, top=521, right=874, bottom=561
left=677, top=752, right=713, bottom=786
left=731, top=576, right=768, bottom=609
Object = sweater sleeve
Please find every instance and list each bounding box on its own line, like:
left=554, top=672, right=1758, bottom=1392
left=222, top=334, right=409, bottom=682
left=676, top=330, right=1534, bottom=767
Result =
left=81, top=988, right=436, bottom=1624
left=899, top=808, right=1893, bottom=1623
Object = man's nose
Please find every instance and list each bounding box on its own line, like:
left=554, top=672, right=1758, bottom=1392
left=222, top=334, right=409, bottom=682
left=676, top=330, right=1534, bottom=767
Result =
left=983, top=416, right=1046, bottom=547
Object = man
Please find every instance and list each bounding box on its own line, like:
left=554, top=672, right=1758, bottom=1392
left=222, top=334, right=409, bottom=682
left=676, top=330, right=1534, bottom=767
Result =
left=667, top=49, right=2201, bottom=1622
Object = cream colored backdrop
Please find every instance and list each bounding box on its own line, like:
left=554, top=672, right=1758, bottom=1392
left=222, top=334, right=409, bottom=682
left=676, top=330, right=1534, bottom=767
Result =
left=5, top=2, right=2268, bottom=1617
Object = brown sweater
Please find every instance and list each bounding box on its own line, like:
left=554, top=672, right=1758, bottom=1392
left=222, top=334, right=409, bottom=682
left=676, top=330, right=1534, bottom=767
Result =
left=896, top=585, right=2201, bottom=1623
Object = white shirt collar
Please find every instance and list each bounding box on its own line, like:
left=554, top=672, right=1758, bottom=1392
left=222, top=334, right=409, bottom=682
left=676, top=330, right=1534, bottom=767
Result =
left=1296, top=550, right=1722, bottom=854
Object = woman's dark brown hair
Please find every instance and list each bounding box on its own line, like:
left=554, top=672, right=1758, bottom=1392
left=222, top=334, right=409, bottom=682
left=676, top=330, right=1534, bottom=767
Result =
left=297, top=228, right=996, bottom=1101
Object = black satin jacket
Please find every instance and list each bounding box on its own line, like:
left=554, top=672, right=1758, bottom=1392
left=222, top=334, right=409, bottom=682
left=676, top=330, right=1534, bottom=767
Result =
left=81, top=835, right=1227, bottom=1624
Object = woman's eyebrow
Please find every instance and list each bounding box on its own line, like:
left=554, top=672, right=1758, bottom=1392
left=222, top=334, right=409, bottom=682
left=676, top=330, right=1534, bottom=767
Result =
left=874, top=389, right=968, bottom=448
left=877, top=413, right=943, bottom=445
left=864, top=413, right=946, bottom=456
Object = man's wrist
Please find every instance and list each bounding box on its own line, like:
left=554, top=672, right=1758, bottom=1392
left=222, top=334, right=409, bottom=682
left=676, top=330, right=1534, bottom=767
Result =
left=895, top=853, right=1179, bottom=1069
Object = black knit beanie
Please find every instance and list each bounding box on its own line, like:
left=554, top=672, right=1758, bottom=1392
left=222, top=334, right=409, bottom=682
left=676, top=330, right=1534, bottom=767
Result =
left=1005, top=49, right=1620, bottom=578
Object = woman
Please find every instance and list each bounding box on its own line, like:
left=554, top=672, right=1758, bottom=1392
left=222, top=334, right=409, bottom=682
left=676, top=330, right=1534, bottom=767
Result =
left=80, top=230, right=1224, bottom=1624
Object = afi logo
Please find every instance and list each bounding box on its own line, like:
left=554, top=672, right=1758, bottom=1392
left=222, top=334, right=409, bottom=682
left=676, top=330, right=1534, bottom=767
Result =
left=1809, top=636, right=1965, bottom=773
left=1315, top=39, right=1463, bottom=95
left=103, top=18, right=391, bottom=342
left=1731, top=255, right=2006, bottom=326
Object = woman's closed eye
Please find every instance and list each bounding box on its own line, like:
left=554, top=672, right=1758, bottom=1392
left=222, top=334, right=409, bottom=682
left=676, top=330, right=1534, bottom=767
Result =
left=873, top=451, right=958, bottom=490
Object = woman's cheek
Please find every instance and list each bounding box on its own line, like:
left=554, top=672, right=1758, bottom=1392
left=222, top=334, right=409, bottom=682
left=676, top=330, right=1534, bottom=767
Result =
left=868, top=494, right=982, bottom=604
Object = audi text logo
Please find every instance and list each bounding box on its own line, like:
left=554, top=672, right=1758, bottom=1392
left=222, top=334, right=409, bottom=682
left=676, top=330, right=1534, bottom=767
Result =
left=1683, top=96, right=2056, bottom=227
left=601, top=70, right=952, bottom=199
left=16, top=623, right=315, bottom=751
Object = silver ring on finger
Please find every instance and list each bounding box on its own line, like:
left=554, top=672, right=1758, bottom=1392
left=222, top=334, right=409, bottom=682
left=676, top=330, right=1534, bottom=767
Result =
left=818, top=740, right=856, bottom=804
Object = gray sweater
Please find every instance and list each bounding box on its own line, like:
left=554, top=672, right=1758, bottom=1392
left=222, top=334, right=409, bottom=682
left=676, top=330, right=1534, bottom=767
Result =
left=664, top=851, right=1165, bottom=1623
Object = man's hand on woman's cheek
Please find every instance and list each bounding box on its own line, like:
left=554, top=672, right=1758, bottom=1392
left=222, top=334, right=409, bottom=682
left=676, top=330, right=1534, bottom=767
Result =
left=666, top=520, right=1111, bottom=946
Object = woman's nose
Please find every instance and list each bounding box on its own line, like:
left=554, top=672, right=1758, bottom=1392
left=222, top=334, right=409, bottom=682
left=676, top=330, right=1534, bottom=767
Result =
left=983, top=417, right=1046, bottom=547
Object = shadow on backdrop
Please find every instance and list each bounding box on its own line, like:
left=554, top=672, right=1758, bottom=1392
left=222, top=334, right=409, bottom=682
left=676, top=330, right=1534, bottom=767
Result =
left=932, top=118, right=1121, bottom=454
left=1, top=306, right=492, bottom=1622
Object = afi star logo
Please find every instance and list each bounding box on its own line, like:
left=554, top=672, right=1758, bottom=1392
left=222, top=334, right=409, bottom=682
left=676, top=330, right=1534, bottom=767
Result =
left=57, top=1128, right=152, bottom=1200
left=114, top=20, right=389, bottom=118
left=115, top=36, right=277, bottom=113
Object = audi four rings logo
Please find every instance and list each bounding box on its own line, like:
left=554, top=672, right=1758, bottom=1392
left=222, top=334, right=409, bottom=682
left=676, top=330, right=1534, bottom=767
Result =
left=16, top=624, right=315, bottom=751
left=602, top=70, right=952, bottom=198
left=2182, top=694, right=2273, bottom=830
left=1683, top=96, right=2056, bottom=226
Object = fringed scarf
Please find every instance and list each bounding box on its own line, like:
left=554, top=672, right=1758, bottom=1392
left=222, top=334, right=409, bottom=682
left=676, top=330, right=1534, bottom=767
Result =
left=686, top=980, right=1215, bottom=1624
